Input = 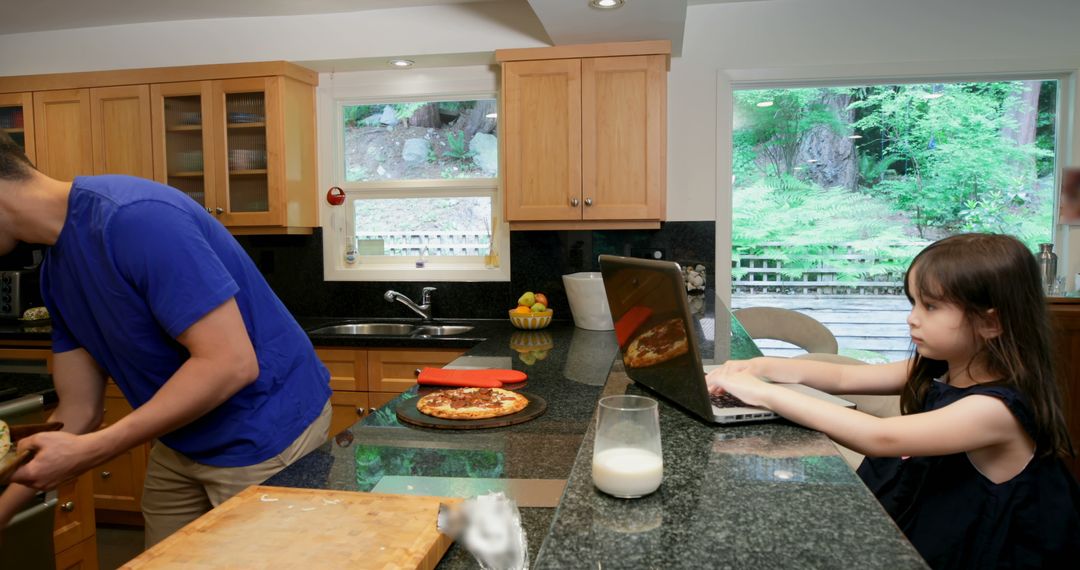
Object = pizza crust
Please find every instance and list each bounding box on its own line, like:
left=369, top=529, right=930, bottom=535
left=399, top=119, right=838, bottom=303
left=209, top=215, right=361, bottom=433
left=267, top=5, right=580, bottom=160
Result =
left=416, top=387, right=529, bottom=420
left=623, top=317, right=689, bottom=368
left=0, top=420, right=10, bottom=458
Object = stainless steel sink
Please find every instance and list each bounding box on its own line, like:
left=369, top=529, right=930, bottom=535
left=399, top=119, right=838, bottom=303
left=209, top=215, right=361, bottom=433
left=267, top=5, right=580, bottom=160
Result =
left=309, top=323, right=416, bottom=336
left=411, top=325, right=474, bottom=337
left=308, top=323, right=474, bottom=337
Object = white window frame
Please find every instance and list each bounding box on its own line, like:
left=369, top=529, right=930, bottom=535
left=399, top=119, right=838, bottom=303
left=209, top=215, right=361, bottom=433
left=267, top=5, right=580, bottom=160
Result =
left=713, top=60, right=1080, bottom=305
left=318, top=67, right=509, bottom=282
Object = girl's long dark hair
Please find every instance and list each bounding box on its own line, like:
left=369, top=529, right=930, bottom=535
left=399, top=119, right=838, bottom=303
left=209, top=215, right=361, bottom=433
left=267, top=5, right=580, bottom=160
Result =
left=901, top=233, right=1073, bottom=458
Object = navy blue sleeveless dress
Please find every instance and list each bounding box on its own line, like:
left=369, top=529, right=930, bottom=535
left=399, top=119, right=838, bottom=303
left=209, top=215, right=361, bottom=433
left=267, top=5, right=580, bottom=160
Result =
left=857, top=381, right=1080, bottom=569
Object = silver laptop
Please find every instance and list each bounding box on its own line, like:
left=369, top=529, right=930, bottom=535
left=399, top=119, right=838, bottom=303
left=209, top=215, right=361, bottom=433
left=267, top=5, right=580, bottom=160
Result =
left=598, top=255, right=853, bottom=424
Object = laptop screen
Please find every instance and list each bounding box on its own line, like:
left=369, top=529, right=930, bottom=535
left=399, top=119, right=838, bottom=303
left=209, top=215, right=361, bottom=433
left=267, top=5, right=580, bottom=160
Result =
left=598, top=255, right=763, bottom=421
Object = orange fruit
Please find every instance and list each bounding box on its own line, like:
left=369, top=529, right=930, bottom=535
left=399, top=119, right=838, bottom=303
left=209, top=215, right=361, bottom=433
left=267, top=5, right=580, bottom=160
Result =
left=512, top=306, right=531, bottom=314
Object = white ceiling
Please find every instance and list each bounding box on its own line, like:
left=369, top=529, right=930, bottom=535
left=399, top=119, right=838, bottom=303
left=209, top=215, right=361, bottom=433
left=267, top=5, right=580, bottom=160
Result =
left=0, top=0, right=748, bottom=55
left=0, top=0, right=503, bottom=35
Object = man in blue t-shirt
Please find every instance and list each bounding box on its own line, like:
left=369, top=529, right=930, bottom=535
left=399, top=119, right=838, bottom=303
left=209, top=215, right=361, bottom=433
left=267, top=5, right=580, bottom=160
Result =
left=0, top=132, right=331, bottom=546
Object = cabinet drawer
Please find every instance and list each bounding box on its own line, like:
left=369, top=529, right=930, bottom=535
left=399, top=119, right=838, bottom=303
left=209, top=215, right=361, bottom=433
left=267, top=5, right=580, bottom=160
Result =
left=54, top=472, right=95, bottom=554
left=368, top=348, right=465, bottom=393
left=316, top=348, right=368, bottom=392
left=54, top=536, right=99, bottom=570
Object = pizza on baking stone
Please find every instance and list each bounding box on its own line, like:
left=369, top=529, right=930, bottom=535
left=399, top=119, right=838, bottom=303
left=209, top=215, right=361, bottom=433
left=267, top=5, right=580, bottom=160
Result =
left=416, top=387, right=529, bottom=420
left=623, top=317, right=689, bottom=368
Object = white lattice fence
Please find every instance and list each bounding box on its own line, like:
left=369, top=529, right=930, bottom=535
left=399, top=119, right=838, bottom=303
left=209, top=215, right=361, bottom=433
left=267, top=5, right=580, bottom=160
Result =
left=357, top=231, right=490, bottom=256
left=733, top=247, right=909, bottom=295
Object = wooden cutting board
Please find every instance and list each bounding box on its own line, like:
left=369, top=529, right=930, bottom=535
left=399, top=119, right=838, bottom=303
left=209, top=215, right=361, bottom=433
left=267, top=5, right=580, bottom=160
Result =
left=122, top=486, right=460, bottom=569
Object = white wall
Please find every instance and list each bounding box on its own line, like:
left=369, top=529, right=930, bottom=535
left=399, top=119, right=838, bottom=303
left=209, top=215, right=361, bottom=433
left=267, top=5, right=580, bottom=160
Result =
left=665, top=0, right=1080, bottom=296
left=0, top=2, right=548, bottom=75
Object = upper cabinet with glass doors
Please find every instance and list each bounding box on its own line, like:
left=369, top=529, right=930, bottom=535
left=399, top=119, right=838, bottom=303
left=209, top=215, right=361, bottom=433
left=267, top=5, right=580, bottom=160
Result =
left=151, top=71, right=317, bottom=232
left=0, top=61, right=318, bottom=235
left=0, top=92, right=35, bottom=164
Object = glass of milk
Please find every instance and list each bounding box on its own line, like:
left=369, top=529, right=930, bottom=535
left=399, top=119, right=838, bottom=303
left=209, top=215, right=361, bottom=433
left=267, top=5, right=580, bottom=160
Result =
left=591, top=395, right=663, bottom=498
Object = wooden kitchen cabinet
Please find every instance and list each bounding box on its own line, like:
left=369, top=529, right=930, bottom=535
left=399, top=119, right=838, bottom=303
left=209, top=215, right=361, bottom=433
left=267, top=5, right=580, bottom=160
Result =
left=92, top=384, right=149, bottom=525
left=33, top=89, right=93, bottom=180
left=54, top=472, right=97, bottom=564
left=1, top=61, right=318, bottom=235
left=0, top=91, right=35, bottom=164
left=498, top=41, right=669, bottom=230
left=314, top=346, right=465, bottom=436
left=89, top=85, right=154, bottom=179
left=1048, top=297, right=1080, bottom=480
left=54, top=534, right=99, bottom=570
left=32, top=85, right=153, bottom=181
left=150, top=75, right=317, bottom=230
left=368, top=348, right=466, bottom=393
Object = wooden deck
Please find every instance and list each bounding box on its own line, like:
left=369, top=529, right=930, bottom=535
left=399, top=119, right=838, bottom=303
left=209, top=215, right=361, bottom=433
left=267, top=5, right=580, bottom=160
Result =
left=730, top=293, right=912, bottom=362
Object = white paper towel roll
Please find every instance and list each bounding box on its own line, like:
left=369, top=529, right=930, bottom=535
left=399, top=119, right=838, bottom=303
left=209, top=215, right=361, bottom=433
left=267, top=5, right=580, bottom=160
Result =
left=562, top=272, right=614, bottom=331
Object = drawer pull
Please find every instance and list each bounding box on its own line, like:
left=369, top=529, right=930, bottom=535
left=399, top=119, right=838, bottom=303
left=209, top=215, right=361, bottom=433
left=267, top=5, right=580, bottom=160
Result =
left=355, top=407, right=366, bottom=416
left=100, top=471, right=112, bottom=479
left=60, top=501, right=75, bottom=512
left=414, top=368, right=422, bottom=377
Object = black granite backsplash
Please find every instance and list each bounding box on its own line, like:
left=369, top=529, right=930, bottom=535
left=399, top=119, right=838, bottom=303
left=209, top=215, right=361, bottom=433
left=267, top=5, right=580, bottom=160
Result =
left=234, top=222, right=714, bottom=320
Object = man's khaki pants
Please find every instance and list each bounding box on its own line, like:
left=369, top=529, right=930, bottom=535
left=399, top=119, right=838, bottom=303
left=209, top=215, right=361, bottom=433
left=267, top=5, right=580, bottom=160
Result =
left=141, top=400, right=332, bottom=548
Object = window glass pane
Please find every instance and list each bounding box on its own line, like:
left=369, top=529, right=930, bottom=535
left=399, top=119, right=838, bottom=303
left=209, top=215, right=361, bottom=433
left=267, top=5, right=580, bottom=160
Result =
left=343, top=100, right=498, bottom=182
left=731, top=80, right=1058, bottom=362
left=353, top=197, right=492, bottom=257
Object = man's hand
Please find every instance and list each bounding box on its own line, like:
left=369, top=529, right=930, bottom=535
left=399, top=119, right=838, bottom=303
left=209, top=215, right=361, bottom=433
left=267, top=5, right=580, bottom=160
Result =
left=10, top=431, right=107, bottom=491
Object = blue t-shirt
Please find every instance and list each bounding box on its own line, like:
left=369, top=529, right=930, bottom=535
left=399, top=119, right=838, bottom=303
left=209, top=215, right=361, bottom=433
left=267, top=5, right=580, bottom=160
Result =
left=41, top=175, right=330, bottom=467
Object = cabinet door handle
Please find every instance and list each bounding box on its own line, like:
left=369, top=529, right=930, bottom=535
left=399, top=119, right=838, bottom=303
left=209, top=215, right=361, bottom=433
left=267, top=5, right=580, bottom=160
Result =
left=60, top=501, right=75, bottom=512
left=215, top=207, right=224, bottom=215
left=584, top=198, right=593, bottom=206
left=414, top=368, right=422, bottom=377
left=100, top=471, right=112, bottom=479
left=205, top=207, right=213, bottom=214
left=355, top=407, right=366, bottom=416
left=570, top=197, right=580, bottom=207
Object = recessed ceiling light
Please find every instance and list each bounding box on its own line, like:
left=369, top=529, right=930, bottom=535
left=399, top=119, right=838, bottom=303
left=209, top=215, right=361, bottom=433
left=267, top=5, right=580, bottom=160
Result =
left=485, top=112, right=498, bottom=119
left=589, top=0, right=624, bottom=10
left=388, top=59, right=414, bottom=68
left=756, top=101, right=774, bottom=108
left=848, top=134, right=863, bottom=139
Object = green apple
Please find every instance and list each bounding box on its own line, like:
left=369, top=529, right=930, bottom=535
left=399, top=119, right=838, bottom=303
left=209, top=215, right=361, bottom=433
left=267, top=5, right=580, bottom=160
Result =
left=530, top=302, right=547, bottom=313
left=517, top=291, right=536, bottom=307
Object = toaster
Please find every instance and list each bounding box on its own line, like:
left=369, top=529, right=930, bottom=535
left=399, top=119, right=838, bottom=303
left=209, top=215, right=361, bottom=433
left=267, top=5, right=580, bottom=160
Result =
left=0, top=269, right=42, bottom=319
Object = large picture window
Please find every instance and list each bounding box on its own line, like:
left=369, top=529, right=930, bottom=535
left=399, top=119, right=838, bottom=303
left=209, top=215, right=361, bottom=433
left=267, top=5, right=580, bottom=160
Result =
left=731, top=79, right=1059, bottom=361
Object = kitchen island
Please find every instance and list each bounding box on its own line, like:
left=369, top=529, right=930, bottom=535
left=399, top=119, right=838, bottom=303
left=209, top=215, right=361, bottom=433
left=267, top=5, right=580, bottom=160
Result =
left=270, top=294, right=927, bottom=569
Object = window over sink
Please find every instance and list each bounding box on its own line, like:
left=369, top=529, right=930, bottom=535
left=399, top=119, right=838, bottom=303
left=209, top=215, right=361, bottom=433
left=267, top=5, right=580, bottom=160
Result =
left=319, top=66, right=509, bottom=282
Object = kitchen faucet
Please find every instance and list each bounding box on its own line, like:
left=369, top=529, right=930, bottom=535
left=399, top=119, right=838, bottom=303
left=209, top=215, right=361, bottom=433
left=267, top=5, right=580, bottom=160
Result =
left=384, top=287, right=436, bottom=320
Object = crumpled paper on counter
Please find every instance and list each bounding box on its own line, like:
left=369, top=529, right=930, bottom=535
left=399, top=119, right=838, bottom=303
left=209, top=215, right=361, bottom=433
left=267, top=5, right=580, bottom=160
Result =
left=438, top=492, right=528, bottom=570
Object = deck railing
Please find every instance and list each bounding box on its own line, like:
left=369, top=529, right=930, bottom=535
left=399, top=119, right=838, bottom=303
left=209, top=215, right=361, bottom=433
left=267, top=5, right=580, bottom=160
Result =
left=356, top=231, right=490, bottom=257
left=733, top=243, right=921, bottom=295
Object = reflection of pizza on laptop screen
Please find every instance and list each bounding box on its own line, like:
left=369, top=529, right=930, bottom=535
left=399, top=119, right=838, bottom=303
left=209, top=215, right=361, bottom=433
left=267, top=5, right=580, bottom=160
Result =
left=623, top=317, right=689, bottom=368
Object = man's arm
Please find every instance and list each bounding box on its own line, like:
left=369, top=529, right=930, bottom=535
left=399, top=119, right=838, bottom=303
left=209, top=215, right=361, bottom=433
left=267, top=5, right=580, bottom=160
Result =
left=0, top=348, right=106, bottom=530
left=12, top=297, right=259, bottom=490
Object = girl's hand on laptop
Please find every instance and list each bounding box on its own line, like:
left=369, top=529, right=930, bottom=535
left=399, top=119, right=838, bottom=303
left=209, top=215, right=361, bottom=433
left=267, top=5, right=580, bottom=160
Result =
left=705, top=368, right=778, bottom=408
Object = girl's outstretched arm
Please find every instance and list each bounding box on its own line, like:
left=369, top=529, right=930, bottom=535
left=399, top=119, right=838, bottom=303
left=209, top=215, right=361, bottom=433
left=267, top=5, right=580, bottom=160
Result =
left=712, top=356, right=910, bottom=395
left=710, top=370, right=1026, bottom=460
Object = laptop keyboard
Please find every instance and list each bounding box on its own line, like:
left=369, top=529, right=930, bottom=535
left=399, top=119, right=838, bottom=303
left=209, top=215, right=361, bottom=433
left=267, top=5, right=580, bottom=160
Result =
left=710, top=392, right=749, bottom=409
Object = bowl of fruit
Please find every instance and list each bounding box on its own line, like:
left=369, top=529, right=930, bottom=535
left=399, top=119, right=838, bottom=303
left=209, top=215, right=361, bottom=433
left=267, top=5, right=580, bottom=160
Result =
left=509, top=291, right=553, bottom=330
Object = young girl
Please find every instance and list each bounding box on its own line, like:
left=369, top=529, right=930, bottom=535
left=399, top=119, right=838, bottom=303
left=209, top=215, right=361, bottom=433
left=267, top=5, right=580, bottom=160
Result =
left=707, top=233, right=1080, bottom=568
